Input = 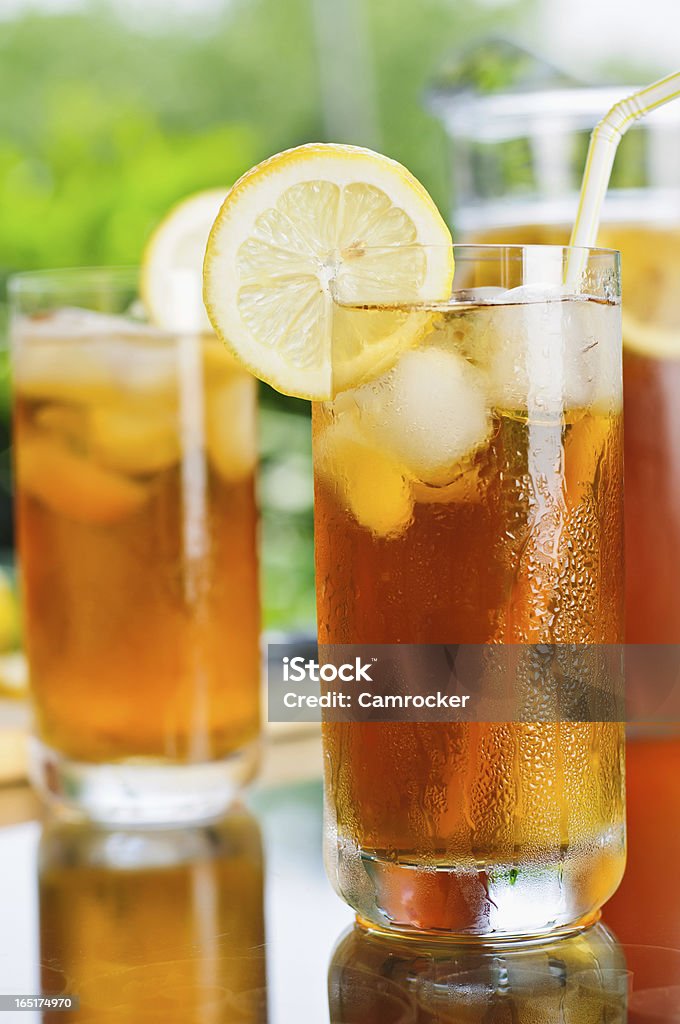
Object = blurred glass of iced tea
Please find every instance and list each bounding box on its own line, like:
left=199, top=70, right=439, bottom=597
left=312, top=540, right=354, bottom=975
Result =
left=9, top=268, right=260, bottom=824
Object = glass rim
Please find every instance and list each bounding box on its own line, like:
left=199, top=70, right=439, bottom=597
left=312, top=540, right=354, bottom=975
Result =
left=7, top=243, right=619, bottom=292
left=428, top=85, right=680, bottom=143
left=439, top=242, right=619, bottom=260
left=8, top=265, right=139, bottom=296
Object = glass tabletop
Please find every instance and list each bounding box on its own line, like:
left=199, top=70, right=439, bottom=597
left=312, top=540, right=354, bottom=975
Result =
left=0, top=734, right=679, bottom=1022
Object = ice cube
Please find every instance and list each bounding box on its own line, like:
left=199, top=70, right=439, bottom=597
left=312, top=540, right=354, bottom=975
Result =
left=16, top=308, right=154, bottom=339
left=570, top=298, right=622, bottom=412
left=491, top=284, right=566, bottom=305
left=350, top=348, right=491, bottom=486
left=316, top=419, right=413, bottom=538
left=205, top=375, right=258, bottom=482
left=485, top=287, right=621, bottom=413
left=451, top=286, right=507, bottom=303
left=412, top=464, right=484, bottom=505
left=12, top=309, right=178, bottom=404
left=34, top=403, right=86, bottom=443
left=13, top=340, right=123, bottom=404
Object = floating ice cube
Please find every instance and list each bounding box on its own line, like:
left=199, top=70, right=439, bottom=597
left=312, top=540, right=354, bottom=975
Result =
left=490, top=283, right=566, bottom=305
left=451, top=286, right=507, bottom=303
left=412, top=464, right=484, bottom=505
left=13, top=343, right=119, bottom=403
left=15, top=307, right=169, bottom=342
left=483, top=287, right=621, bottom=413
left=13, top=309, right=179, bottom=403
left=350, top=347, right=491, bottom=486
left=571, top=297, right=622, bottom=411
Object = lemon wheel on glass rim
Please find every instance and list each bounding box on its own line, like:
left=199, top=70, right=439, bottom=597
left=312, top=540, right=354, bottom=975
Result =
left=203, top=143, right=455, bottom=399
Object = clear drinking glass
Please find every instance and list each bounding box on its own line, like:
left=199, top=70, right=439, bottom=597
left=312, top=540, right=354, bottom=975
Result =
left=313, top=244, right=625, bottom=939
left=9, top=268, right=261, bottom=824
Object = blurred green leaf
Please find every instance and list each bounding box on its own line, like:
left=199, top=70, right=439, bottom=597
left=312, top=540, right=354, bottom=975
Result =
left=0, top=0, right=526, bottom=629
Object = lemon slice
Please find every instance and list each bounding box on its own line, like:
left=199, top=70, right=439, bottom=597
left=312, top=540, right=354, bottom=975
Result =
left=142, top=188, right=228, bottom=330
left=622, top=311, right=680, bottom=359
left=18, top=434, right=148, bottom=525
left=0, top=570, right=20, bottom=655
left=596, top=225, right=680, bottom=359
left=203, top=144, right=454, bottom=399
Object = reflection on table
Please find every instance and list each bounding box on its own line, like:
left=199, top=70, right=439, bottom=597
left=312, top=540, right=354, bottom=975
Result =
left=328, top=922, right=629, bottom=1022
left=38, top=806, right=267, bottom=1023
left=0, top=727, right=679, bottom=1022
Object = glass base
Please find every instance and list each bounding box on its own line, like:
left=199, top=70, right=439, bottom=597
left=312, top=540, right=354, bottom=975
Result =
left=326, top=831, right=624, bottom=942
left=28, top=738, right=261, bottom=826
left=354, top=909, right=603, bottom=949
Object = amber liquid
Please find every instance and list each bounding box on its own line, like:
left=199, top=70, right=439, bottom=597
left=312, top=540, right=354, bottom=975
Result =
left=39, top=811, right=266, bottom=1023
left=623, top=350, right=680, bottom=641
left=314, top=300, right=625, bottom=935
left=13, top=329, right=260, bottom=763
left=604, top=734, right=680, bottom=948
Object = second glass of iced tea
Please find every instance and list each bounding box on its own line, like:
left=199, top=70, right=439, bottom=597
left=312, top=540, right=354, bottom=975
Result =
left=313, top=244, right=625, bottom=940
left=10, top=268, right=261, bottom=824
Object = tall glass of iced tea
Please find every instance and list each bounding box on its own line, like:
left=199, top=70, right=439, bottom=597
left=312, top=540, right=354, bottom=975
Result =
left=313, top=244, right=625, bottom=939
left=9, top=267, right=260, bottom=824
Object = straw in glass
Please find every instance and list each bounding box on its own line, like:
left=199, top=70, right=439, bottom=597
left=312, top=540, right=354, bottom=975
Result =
left=570, top=70, right=680, bottom=252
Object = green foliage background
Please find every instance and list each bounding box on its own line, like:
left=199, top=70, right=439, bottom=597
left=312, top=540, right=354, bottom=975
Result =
left=0, top=0, right=524, bottom=628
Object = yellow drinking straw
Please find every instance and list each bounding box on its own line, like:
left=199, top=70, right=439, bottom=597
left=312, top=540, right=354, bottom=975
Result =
left=570, top=70, right=680, bottom=250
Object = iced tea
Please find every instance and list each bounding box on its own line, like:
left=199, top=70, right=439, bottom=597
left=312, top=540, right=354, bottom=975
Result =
left=10, top=270, right=261, bottom=822
left=313, top=246, right=625, bottom=937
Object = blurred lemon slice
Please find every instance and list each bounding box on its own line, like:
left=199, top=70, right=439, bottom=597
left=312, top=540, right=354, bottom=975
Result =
left=142, top=188, right=228, bottom=330
left=0, top=569, right=20, bottom=654
left=18, top=435, right=148, bottom=525
left=203, top=143, right=454, bottom=399
left=622, top=311, right=680, bottom=359
left=598, top=224, right=680, bottom=359
left=316, top=421, right=413, bottom=538
left=0, top=654, right=28, bottom=700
